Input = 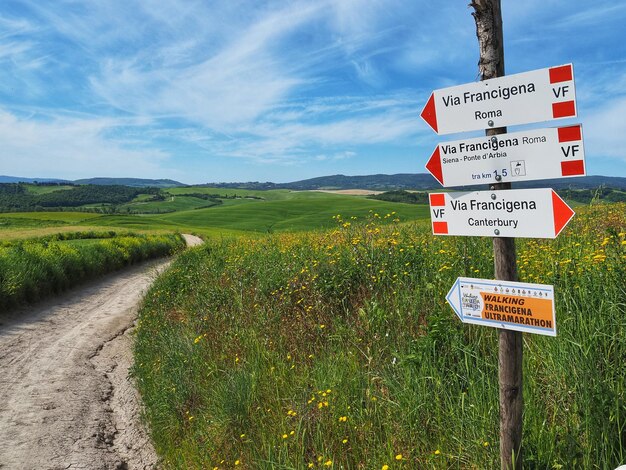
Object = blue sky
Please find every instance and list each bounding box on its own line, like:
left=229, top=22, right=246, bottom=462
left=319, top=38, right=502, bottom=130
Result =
left=1, top=1, right=626, bottom=184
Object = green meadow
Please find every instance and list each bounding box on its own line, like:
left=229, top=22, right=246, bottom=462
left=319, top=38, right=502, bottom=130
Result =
left=0, top=189, right=430, bottom=239
left=134, top=203, right=626, bottom=469
left=118, top=195, right=220, bottom=213
left=23, top=184, right=75, bottom=195
left=3, top=183, right=624, bottom=468
left=159, top=192, right=428, bottom=233
left=0, top=189, right=430, bottom=311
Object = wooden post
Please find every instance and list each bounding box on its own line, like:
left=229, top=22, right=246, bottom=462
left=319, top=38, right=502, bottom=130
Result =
left=470, top=1, right=523, bottom=468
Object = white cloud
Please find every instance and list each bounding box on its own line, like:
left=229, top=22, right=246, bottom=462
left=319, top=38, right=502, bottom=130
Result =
left=552, top=3, right=626, bottom=29
left=0, top=15, right=38, bottom=37
left=314, top=151, right=356, bottom=161
left=584, top=96, right=626, bottom=162
left=0, top=110, right=174, bottom=179
left=88, top=2, right=326, bottom=130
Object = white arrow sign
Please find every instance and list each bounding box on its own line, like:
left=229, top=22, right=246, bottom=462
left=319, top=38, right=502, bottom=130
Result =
left=429, top=188, right=574, bottom=238
left=421, top=64, right=576, bottom=135
left=446, top=277, right=556, bottom=336
left=425, top=124, right=585, bottom=187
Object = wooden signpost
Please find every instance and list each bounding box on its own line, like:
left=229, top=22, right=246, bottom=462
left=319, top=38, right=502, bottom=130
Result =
left=420, top=1, right=582, bottom=467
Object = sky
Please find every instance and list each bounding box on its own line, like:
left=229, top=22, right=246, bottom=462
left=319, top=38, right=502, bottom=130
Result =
left=1, top=1, right=626, bottom=184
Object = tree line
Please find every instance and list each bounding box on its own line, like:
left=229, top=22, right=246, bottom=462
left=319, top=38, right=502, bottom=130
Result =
left=0, top=184, right=161, bottom=212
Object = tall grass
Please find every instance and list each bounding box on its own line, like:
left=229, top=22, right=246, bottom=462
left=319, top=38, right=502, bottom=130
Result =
left=134, top=205, right=625, bottom=469
left=0, top=231, right=185, bottom=311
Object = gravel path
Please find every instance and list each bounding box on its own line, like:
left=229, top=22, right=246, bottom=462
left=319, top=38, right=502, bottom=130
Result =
left=0, top=234, right=203, bottom=469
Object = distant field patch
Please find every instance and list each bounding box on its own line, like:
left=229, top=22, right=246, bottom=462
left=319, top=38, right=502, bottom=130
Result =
left=24, top=184, right=75, bottom=195
left=159, top=192, right=429, bottom=233
left=167, top=187, right=291, bottom=201
left=0, top=216, right=67, bottom=230
left=0, top=212, right=108, bottom=238
left=0, top=211, right=102, bottom=222
left=119, top=195, right=220, bottom=214
left=310, top=189, right=384, bottom=195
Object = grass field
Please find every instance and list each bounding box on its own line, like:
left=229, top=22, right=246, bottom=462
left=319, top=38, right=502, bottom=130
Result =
left=118, top=195, right=221, bottom=214
left=134, top=203, right=625, bottom=469
left=159, top=192, right=429, bottom=233
left=23, top=184, right=75, bottom=195
left=166, top=187, right=294, bottom=201
left=0, top=191, right=431, bottom=240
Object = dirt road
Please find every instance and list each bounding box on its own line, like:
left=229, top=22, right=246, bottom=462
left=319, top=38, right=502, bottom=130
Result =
left=0, top=234, right=203, bottom=469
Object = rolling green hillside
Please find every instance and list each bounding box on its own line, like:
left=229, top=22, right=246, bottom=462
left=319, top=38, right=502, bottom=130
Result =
left=158, top=192, right=429, bottom=233
left=73, top=177, right=183, bottom=187
left=167, top=186, right=295, bottom=201
left=24, top=184, right=75, bottom=195
left=0, top=191, right=430, bottom=240
left=118, top=195, right=221, bottom=213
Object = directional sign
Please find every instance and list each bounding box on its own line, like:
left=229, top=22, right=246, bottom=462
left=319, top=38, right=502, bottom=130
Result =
left=425, top=124, right=585, bottom=187
left=446, top=277, right=556, bottom=336
left=429, top=188, right=574, bottom=238
left=421, top=64, right=576, bottom=135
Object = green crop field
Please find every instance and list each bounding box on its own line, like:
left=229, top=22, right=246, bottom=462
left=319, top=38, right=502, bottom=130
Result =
left=0, top=231, right=185, bottom=310
left=0, top=212, right=111, bottom=240
left=0, top=211, right=102, bottom=223
left=166, top=187, right=295, bottom=201
left=158, top=192, right=429, bottom=233
left=0, top=191, right=431, bottom=241
left=119, top=195, right=220, bottom=214
left=23, top=184, right=75, bottom=195
left=134, top=203, right=626, bottom=469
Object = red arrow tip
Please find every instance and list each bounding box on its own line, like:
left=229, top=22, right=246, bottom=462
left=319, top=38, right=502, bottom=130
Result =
left=425, top=146, right=444, bottom=186
left=420, top=92, right=438, bottom=133
left=552, top=190, right=575, bottom=237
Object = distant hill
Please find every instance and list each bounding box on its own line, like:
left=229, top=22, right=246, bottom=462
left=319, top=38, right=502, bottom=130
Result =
left=1, top=175, right=184, bottom=188
left=74, top=177, right=184, bottom=188
left=284, top=173, right=441, bottom=190
left=0, top=175, right=71, bottom=184
left=204, top=174, right=626, bottom=191
left=202, top=174, right=440, bottom=190
left=3, top=173, right=626, bottom=191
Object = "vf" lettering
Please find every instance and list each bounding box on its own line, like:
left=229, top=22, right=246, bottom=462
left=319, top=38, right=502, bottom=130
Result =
left=561, top=144, right=580, bottom=158
left=432, top=208, right=445, bottom=218
left=552, top=85, right=570, bottom=98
